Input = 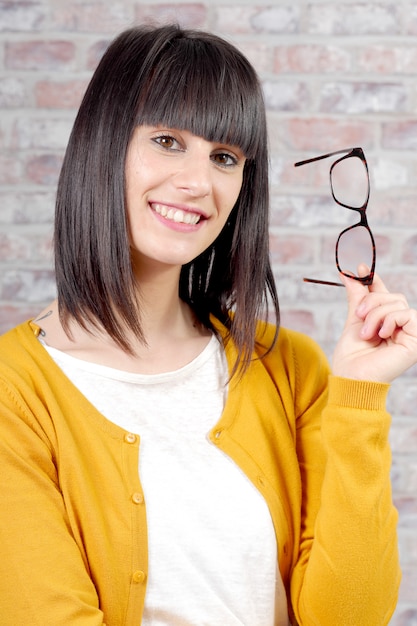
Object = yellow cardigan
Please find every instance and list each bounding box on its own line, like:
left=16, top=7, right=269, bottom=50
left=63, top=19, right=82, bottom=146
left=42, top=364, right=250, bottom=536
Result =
left=0, top=320, right=400, bottom=626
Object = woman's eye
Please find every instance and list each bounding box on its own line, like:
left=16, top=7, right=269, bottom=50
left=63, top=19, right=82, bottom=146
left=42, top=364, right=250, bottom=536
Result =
left=154, top=135, right=178, bottom=150
left=212, top=152, right=238, bottom=167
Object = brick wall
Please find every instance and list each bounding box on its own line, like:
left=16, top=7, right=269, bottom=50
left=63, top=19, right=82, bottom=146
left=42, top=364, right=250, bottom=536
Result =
left=1, top=1, right=416, bottom=622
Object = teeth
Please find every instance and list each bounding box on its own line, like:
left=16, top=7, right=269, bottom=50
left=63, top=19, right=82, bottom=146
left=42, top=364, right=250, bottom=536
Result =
left=153, top=204, right=200, bottom=225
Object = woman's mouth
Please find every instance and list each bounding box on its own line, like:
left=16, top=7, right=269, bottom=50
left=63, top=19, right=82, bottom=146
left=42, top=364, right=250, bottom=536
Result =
left=152, top=203, right=202, bottom=225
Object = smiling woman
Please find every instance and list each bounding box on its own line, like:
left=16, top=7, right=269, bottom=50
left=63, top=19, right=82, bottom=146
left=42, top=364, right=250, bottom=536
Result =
left=1, top=22, right=417, bottom=626
left=54, top=25, right=275, bottom=370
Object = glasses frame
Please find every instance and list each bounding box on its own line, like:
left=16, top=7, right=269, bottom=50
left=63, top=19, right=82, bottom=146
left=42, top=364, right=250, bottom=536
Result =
left=294, top=146, right=376, bottom=287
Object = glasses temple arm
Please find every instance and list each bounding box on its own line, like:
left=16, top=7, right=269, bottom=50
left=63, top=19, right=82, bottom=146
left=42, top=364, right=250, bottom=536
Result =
left=294, top=147, right=359, bottom=168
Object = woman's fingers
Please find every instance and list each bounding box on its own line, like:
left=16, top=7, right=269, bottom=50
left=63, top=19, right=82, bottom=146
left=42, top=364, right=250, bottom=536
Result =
left=334, top=270, right=417, bottom=382
left=357, top=297, right=409, bottom=340
left=377, top=306, right=417, bottom=341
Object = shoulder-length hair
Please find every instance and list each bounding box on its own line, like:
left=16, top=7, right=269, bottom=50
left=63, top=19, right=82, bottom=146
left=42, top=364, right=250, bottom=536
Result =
left=54, top=24, right=280, bottom=375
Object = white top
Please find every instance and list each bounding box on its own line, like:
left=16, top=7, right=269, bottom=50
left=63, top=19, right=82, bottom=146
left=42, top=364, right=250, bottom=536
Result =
left=41, top=335, right=289, bottom=625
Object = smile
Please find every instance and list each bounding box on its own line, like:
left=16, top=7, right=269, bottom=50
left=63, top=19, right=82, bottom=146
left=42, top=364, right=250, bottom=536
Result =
left=152, top=203, right=201, bottom=225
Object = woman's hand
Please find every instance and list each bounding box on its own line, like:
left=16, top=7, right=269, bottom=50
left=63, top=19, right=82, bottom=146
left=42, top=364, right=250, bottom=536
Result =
left=332, top=266, right=417, bottom=383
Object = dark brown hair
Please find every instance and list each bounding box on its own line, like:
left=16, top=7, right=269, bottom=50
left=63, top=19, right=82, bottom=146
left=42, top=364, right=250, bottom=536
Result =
left=54, top=24, right=279, bottom=374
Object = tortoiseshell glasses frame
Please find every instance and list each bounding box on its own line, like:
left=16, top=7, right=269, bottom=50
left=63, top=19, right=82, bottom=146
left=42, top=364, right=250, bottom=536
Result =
left=294, top=146, right=376, bottom=287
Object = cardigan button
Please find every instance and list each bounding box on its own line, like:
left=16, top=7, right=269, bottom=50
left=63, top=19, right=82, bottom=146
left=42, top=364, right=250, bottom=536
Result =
left=213, top=429, right=223, bottom=441
left=132, top=570, right=146, bottom=584
left=131, top=492, right=144, bottom=504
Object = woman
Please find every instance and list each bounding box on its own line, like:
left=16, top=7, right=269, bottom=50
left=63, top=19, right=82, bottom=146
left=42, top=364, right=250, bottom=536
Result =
left=1, top=24, right=416, bottom=626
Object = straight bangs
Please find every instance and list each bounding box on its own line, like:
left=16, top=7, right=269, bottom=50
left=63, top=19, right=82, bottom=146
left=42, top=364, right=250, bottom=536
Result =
left=134, top=33, right=264, bottom=159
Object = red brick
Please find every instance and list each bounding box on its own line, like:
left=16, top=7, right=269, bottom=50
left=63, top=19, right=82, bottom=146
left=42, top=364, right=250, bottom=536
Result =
left=5, top=40, right=76, bottom=70
left=391, top=459, right=417, bottom=494
left=269, top=194, right=298, bottom=227
left=236, top=41, right=273, bottom=74
left=394, top=495, right=417, bottom=528
left=390, top=607, right=417, bottom=626
left=372, top=194, right=417, bottom=227
left=0, top=155, right=22, bottom=184
left=320, top=81, right=407, bottom=114
left=278, top=118, right=374, bottom=152
left=390, top=420, right=417, bottom=454
left=0, top=191, right=54, bottom=224
left=214, top=5, right=299, bottom=34
left=270, top=157, right=303, bottom=188
left=397, top=564, right=417, bottom=602
left=0, top=233, right=31, bottom=261
left=269, top=233, right=315, bottom=264
left=0, top=232, right=52, bottom=262
left=306, top=3, right=399, bottom=35
left=279, top=308, right=316, bottom=335
left=406, top=4, right=417, bottom=35
left=378, top=270, right=417, bottom=301
left=274, top=45, right=352, bottom=74
left=0, top=77, right=28, bottom=107
left=358, top=45, right=417, bottom=74
left=0, top=269, right=55, bottom=302
left=263, top=80, right=309, bottom=112
left=270, top=193, right=335, bottom=228
left=0, top=2, right=47, bottom=32
left=12, top=118, right=72, bottom=150
left=135, top=3, right=207, bottom=28
left=25, top=154, right=63, bottom=186
left=322, top=307, right=353, bottom=346
left=51, top=3, right=132, bottom=33
left=371, top=157, right=410, bottom=192
left=382, top=121, right=417, bottom=150
left=401, top=235, right=417, bottom=264
left=86, top=39, right=111, bottom=70
left=279, top=273, right=344, bottom=312
left=35, top=80, right=88, bottom=109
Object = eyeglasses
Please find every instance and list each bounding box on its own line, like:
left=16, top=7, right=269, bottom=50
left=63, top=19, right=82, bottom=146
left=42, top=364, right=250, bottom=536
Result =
left=294, top=147, right=375, bottom=287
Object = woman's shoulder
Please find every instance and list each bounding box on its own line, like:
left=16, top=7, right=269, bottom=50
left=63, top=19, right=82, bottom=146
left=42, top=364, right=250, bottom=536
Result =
left=0, top=319, right=45, bottom=373
left=0, top=319, right=36, bottom=353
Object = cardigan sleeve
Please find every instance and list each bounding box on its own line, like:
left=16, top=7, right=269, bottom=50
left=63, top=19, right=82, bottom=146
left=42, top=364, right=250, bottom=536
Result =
left=0, top=377, right=106, bottom=626
left=290, top=366, right=400, bottom=626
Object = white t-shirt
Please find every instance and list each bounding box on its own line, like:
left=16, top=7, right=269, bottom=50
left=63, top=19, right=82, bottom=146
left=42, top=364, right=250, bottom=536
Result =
left=42, top=335, right=289, bottom=625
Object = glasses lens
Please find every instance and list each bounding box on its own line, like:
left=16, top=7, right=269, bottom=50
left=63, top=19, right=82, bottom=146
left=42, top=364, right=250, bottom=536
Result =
left=331, top=156, right=369, bottom=208
left=337, top=225, right=374, bottom=278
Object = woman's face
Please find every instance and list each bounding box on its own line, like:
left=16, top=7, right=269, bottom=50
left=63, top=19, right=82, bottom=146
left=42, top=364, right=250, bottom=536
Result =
left=125, top=125, right=246, bottom=273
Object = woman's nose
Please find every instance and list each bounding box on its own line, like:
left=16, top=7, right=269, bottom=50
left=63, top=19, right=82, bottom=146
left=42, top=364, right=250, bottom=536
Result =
left=172, top=151, right=212, bottom=198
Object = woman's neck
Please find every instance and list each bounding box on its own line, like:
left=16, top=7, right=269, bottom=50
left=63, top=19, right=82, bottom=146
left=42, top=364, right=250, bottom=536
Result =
left=34, top=271, right=212, bottom=374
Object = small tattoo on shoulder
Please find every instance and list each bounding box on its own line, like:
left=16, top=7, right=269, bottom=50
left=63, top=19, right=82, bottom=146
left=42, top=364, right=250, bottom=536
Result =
left=35, top=310, right=53, bottom=323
